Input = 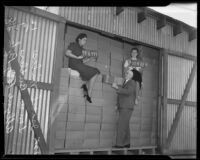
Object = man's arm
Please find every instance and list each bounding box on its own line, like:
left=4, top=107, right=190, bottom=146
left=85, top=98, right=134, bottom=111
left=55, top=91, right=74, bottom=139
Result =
left=116, top=81, right=135, bottom=95
left=135, top=82, right=140, bottom=104
left=135, top=82, right=140, bottom=98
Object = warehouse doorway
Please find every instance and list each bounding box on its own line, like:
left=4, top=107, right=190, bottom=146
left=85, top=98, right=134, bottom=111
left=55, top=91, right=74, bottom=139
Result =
left=54, top=24, right=159, bottom=150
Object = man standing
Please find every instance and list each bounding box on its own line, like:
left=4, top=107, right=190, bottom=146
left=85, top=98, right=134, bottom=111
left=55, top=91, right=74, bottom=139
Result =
left=112, top=69, right=142, bottom=148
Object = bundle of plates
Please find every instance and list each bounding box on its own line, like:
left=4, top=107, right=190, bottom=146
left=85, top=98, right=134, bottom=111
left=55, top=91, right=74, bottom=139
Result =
left=82, top=49, right=98, bottom=60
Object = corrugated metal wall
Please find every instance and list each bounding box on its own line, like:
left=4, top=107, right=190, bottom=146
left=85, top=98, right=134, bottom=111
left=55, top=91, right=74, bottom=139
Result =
left=58, top=7, right=196, bottom=56
left=4, top=7, right=57, bottom=154
left=166, top=55, right=196, bottom=152
left=168, top=55, right=196, bottom=102
left=167, top=104, right=196, bottom=151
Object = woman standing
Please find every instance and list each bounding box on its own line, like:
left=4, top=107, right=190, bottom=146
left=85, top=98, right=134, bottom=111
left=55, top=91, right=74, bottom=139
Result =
left=65, top=33, right=100, bottom=103
left=123, top=47, right=143, bottom=73
left=123, top=47, right=143, bottom=104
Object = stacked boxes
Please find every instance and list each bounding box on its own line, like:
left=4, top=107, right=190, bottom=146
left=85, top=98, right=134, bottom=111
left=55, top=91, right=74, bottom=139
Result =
left=55, top=58, right=157, bottom=150
left=65, top=69, right=86, bottom=149
left=56, top=66, right=103, bottom=149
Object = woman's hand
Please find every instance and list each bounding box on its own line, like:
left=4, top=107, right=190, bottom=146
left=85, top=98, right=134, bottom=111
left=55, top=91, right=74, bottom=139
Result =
left=77, top=55, right=84, bottom=59
left=83, top=57, right=91, bottom=63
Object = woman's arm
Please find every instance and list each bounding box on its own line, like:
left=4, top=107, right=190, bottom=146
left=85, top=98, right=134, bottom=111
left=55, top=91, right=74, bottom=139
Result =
left=124, top=59, right=129, bottom=68
left=124, top=59, right=135, bottom=71
left=65, top=49, right=83, bottom=59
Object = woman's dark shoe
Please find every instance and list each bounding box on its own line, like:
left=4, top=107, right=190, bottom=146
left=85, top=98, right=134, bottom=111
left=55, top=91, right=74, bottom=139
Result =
left=123, top=144, right=130, bottom=148
left=81, top=84, right=92, bottom=103
left=84, top=95, right=92, bottom=103
left=86, top=95, right=92, bottom=103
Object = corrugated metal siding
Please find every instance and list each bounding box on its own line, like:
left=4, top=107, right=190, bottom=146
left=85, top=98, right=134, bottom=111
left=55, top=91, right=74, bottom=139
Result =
left=188, top=39, right=197, bottom=56
left=4, top=7, right=58, bottom=154
left=115, top=8, right=123, bottom=36
left=167, top=104, right=196, bottom=151
left=58, top=7, right=196, bottom=56
left=90, top=7, right=114, bottom=33
left=168, top=55, right=196, bottom=102
left=5, top=7, right=57, bottom=83
left=161, top=24, right=172, bottom=50
left=167, top=54, right=196, bottom=152
left=187, top=72, right=196, bottom=102
left=170, top=31, right=188, bottom=54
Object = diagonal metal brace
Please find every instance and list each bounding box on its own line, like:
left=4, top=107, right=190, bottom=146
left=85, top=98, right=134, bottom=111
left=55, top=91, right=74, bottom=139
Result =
left=4, top=26, right=48, bottom=154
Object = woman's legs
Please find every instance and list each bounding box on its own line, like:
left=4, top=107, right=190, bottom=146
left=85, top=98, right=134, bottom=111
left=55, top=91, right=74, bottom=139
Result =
left=81, top=82, right=92, bottom=103
left=81, top=74, right=98, bottom=103
left=88, top=74, right=98, bottom=97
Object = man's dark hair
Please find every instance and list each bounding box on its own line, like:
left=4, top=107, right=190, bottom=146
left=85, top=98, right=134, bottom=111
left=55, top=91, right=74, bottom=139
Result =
left=131, top=69, right=142, bottom=89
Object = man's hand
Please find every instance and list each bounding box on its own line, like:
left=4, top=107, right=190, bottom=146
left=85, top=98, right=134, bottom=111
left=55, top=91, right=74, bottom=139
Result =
left=135, top=96, right=141, bottom=105
left=135, top=98, right=138, bottom=105
left=112, top=83, right=118, bottom=89
left=115, top=105, right=119, bottom=111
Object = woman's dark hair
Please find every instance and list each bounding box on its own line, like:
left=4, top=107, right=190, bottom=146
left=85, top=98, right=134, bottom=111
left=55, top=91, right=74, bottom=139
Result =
left=130, top=47, right=143, bottom=61
left=131, top=47, right=139, bottom=53
left=131, top=69, right=142, bottom=89
left=75, top=33, right=87, bottom=43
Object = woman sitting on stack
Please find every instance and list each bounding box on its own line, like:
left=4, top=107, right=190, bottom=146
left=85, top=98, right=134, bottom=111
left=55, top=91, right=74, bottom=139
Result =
left=65, top=33, right=100, bottom=103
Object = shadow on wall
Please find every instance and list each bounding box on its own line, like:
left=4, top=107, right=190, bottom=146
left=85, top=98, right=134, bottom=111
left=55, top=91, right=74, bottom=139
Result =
left=51, top=95, right=68, bottom=125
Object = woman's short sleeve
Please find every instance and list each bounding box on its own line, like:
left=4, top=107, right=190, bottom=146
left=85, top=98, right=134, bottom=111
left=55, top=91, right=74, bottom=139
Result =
left=67, top=42, right=81, bottom=56
left=68, top=42, right=75, bottom=50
